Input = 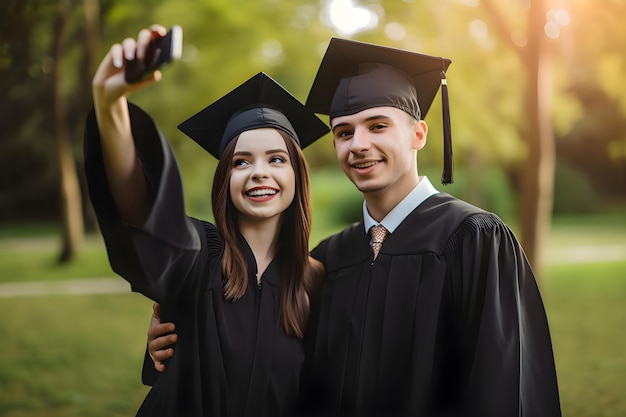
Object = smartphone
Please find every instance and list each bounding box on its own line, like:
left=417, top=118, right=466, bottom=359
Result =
left=125, top=25, right=183, bottom=83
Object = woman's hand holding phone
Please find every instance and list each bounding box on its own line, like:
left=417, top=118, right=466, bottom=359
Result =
left=125, top=25, right=183, bottom=83
left=92, top=25, right=182, bottom=107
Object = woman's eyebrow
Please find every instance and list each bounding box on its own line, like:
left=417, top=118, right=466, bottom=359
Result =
left=233, top=149, right=288, bottom=156
left=265, top=149, right=289, bottom=155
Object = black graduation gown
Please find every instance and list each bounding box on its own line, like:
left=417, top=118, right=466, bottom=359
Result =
left=301, top=194, right=561, bottom=417
left=84, top=104, right=305, bottom=417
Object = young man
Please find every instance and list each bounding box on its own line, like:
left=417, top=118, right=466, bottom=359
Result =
left=146, top=38, right=561, bottom=417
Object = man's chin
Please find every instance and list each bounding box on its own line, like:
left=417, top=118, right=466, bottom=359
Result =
left=353, top=181, right=387, bottom=194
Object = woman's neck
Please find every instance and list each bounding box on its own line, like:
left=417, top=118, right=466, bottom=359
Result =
left=238, top=216, right=282, bottom=278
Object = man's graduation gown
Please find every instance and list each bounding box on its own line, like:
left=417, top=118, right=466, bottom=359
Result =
left=84, top=105, right=304, bottom=417
left=301, top=194, right=561, bottom=417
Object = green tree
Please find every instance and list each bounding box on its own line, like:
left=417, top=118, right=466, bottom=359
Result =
left=52, top=0, right=84, bottom=262
left=552, top=0, right=626, bottom=202
left=480, top=0, right=555, bottom=275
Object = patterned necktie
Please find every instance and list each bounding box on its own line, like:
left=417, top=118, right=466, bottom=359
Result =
left=370, top=225, right=389, bottom=260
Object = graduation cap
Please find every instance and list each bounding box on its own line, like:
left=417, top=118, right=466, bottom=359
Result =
left=306, top=37, right=454, bottom=184
left=178, top=72, right=330, bottom=159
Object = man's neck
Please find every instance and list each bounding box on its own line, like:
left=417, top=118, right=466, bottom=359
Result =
left=364, top=175, right=421, bottom=222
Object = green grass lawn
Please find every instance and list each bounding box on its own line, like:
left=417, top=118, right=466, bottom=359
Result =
left=543, top=261, right=626, bottom=417
left=0, top=211, right=624, bottom=416
left=0, top=293, right=152, bottom=417
left=0, top=237, right=111, bottom=283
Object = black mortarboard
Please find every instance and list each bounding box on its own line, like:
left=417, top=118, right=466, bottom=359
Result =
left=306, top=37, right=454, bottom=184
left=178, top=72, right=330, bottom=159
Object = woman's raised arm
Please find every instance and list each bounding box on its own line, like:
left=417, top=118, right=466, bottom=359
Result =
left=91, top=25, right=167, bottom=226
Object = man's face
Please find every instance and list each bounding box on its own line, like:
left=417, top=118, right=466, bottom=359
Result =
left=331, top=106, right=427, bottom=200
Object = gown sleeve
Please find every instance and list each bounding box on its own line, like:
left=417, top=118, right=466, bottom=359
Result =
left=84, top=103, right=202, bottom=302
left=445, top=213, right=561, bottom=417
left=140, top=220, right=224, bottom=387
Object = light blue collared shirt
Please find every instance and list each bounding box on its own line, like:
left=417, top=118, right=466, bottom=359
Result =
left=363, top=176, right=439, bottom=238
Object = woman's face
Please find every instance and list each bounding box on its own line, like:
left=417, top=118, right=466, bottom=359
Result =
left=229, top=128, right=296, bottom=224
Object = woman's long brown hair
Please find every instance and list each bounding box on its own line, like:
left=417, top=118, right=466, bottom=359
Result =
left=212, top=131, right=323, bottom=338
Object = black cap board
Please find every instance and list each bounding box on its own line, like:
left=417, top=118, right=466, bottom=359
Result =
left=178, top=72, right=330, bottom=159
left=305, top=38, right=454, bottom=184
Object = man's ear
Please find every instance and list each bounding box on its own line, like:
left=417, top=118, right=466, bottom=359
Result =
left=413, top=119, right=428, bottom=151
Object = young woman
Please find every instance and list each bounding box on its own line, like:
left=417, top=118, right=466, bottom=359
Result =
left=84, top=25, right=328, bottom=416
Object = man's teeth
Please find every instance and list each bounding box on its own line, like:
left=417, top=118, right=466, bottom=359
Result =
left=247, top=189, right=277, bottom=197
left=354, top=161, right=378, bottom=169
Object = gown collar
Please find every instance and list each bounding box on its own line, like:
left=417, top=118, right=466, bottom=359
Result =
left=237, top=232, right=281, bottom=288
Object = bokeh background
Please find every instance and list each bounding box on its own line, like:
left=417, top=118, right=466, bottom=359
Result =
left=1, top=1, right=625, bottom=416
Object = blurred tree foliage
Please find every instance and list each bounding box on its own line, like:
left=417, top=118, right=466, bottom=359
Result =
left=1, top=1, right=59, bottom=221
left=552, top=0, right=626, bottom=203
left=1, top=0, right=624, bottom=230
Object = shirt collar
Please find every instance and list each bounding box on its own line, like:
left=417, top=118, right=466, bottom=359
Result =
left=363, top=176, right=439, bottom=235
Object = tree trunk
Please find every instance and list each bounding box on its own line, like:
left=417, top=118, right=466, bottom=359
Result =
left=519, top=0, right=555, bottom=277
left=53, top=0, right=84, bottom=262
left=79, top=0, right=101, bottom=233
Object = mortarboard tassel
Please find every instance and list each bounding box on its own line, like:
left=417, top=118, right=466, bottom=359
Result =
left=440, top=70, right=453, bottom=185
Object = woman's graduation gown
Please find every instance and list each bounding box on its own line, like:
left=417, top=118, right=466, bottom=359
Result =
left=301, top=193, right=561, bottom=417
left=84, top=104, right=305, bottom=417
